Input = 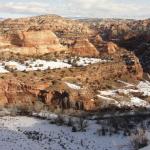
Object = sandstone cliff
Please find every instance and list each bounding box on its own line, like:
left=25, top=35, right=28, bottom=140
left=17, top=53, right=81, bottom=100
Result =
left=71, top=38, right=99, bottom=56
left=81, top=18, right=150, bottom=72
left=0, top=15, right=146, bottom=112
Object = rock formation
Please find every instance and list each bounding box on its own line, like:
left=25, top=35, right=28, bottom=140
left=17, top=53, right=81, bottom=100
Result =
left=0, top=15, right=147, bottom=112
left=71, top=38, right=99, bottom=56
left=0, top=30, right=67, bottom=55
left=80, top=18, right=150, bottom=72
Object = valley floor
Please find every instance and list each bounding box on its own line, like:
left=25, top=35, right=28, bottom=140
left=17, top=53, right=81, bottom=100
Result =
left=0, top=116, right=131, bottom=150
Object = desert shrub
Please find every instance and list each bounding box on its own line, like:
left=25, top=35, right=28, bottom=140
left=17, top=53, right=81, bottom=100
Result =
left=25, top=62, right=29, bottom=66
left=72, top=126, right=77, bottom=132
left=76, top=117, right=88, bottom=132
left=33, top=72, right=37, bottom=76
left=130, top=129, right=149, bottom=150
left=54, top=115, right=65, bottom=126
left=39, top=64, right=43, bottom=67
left=67, top=117, right=73, bottom=127
left=1, top=76, right=4, bottom=79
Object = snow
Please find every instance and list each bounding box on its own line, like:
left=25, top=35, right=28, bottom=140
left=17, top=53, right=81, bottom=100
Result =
left=97, top=95, right=119, bottom=105
left=0, top=116, right=130, bottom=150
left=117, top=80, right=134, bottom=87
left=32, top=111, right=58, bottom=120
left=99, top=89, right=139, bottom=96
left=65, top=82, right=81, bottom=90
left=140, top=145, right=150, bottom=150
left=25, top=59, right=72, bottom=71
left=137, top=81, right=150, bottom=96
left=74, top=57, right=109, bottom=66
left=4, top=61, right=26, bottom=71
left=98, top=80, right=150, bottom=108
left=117, top=89, right=139, bottom=95
left=97, top=94, right=116, bottom=101
left=140, top=132, right=150, bottom=150
left=0, top=57, right=109, bottom=73
left=64, top=57, right=110, bottom=67
left=98, top=90, right=117, bottom=96
left=0, top=65, right=9, bottom=73
left=130, top=97, right=149, bottom=107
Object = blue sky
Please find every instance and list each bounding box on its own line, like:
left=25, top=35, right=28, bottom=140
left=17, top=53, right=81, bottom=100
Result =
left=0, top=0, right=150, bottom=19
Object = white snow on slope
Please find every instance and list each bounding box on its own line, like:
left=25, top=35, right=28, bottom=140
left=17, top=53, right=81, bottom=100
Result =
left=74, top=57, right=109, bottom=66
left=4, top=61, right=26, bottom=71
left=140, top=132, right=150, bottom=150
left=0, top=57, right=109, bottom=73
left=130, top=97, right=149, bottom=107
left=99, top=88, right=139, bottom=97
left=137, top=81, right=150, bottom=96
left=65, top=82, right=81, bottom=90
left=97, top=95, right=119, bottom=106
left=25, top=59, right=72, bottom=71
left=0, top=65, right=9, bottom=73
left=0, top=116, right=130, bottom=150
left=98, top=80, right=150, bottom=108
left=117, top=80, right=134, bottom=87
left=140, top=146, right=150, bottom=150
left=99, top=90, right=116, bottom=96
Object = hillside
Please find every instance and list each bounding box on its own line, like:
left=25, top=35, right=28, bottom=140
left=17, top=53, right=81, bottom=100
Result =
left=80, top=18, right=150, bottom=72
left=0, top=14, right=149, bottom=150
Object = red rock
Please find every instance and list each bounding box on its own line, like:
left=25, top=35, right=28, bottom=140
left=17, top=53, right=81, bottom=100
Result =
left=71, top=38, right=99, bottom=56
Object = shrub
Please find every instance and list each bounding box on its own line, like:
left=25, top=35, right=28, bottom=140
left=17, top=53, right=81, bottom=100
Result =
left=77, top=117, right=88, bottom=132
left=54, top=115, right=65, bottom=126
left=130, top=129, right=149, bottom=150
left=72, top=126, right=77, bottom=132
left=67, top=117, right=73, bottom=127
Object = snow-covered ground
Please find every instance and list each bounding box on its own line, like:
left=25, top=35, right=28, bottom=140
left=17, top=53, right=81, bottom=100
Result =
left=98, top=80, right=150, bottom=108
left=0, top=57, right=109, bottom=73
left=137, top=80, right=150, bottom=96
left=63, top=57, right=110, bottom=67
left=0, top=65, right=9, bottom=73
left=0, top=116, right=130, bottom=150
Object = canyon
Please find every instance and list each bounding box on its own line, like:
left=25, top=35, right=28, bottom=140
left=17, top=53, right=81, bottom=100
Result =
left=0, top=15, right=149, bottom=112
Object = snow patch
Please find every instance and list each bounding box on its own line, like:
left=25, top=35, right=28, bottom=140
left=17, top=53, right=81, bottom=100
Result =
left=0, top=65, right=9, bottom=73
left=130, top=97, right=148, bottom=107
left=65, top=82, right=81, bottom=90
left=117, top=80, right=134, bottom=87
left=137, top=81, right=150, bottom=96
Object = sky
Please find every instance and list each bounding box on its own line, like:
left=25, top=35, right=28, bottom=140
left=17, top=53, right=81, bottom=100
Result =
left=0, top=0, right=150, bottom=19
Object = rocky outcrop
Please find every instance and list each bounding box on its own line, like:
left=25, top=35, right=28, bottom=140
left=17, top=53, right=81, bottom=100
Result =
left=71, top=38, right=99, bottom=56
left=119, top=34, right=150, bottom=73
left=0, top=77, right=95, bottom=111
left=0, top=49, right=143, bottom=110
left=122, top=52, right=143, bottom=79
left=97, top=42, right=118, bottom=54
left=0, top=15, right=95, bottom=56
left=13, top=30, right=61, bottom=47
left=0, top=30, right=67, bottom=55
left=0, top=15, right=145, bottom=112
left=81, top=18, right=150, bottom=72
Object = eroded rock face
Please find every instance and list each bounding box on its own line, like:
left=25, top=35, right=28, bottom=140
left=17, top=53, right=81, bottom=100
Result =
left=0, top=30, right=67, bottom=55
left=0, top=15, right=145, bottom=112
left=81, top=18, right=150, bottom=72
left=0, top=49, right=143, bottom=111
left=97, top=42, right=118, bottom=55
left=0, top=79, right=35, bottom=107
left=0, top=78, right=95, bottom=111
left=71, top=38, right=99, bottom=56
left=13, top=30, right=60, bottom=47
